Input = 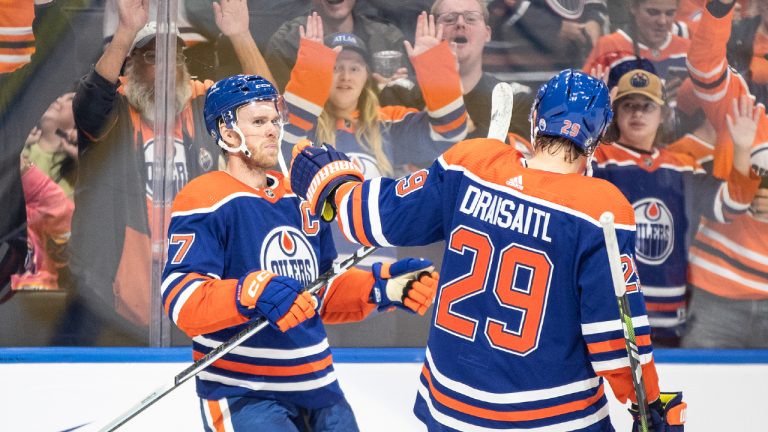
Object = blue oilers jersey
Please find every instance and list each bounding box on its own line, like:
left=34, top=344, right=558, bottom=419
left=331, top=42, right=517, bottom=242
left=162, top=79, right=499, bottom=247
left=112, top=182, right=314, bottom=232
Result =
left=593, top=142, right=756, bottom=336
left=331, top=139, right=661, bottom=431
left=162, top=170, right=343, bottom=409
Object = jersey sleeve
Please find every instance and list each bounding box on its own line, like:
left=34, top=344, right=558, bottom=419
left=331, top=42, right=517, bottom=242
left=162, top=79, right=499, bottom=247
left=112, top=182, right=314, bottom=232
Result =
left=685, top=152, right=760, bottom=223
left=161, top=203, right=248, bottom=337
left=408, top=41, right=468, bottom=144
left=316, top=267, right=377, bottom=324
left=578, top=210, right=660, bottom=405
left=281, top=38, right=335, bottom=150
left=332, top=160, right=448, bottom=248
left=686, top=4, right=757, bottom=179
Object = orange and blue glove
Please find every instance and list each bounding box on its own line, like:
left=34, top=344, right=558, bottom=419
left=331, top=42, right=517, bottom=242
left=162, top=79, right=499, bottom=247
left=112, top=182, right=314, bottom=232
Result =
left=290, top=140, right=363, bottom=221
left=236, top=270, right=316, bottom=332
left=370, top=258, right=439, bottom=315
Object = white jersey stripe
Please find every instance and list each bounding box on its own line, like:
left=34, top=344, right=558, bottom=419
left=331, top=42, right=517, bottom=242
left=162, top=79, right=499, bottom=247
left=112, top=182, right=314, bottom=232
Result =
left=689, top=252, right=768, bottom=292
left=193, top=336, right=331, bottom=360
left=581, top=316, right=650, bottom=335
left=161, top=272, right=186, bottom=296
left=366, top=178, right=393, bottom=247
left=416, top=383, right=610, bottom=432
left=641, top=285, right=687, bottom=297
left=172, top=280, right=203, bottom=323
left=696, top=225, right=768, bottom=265
left=590, top=352, right=654, bottom=372
left=426, top=349, right=601, bottom=404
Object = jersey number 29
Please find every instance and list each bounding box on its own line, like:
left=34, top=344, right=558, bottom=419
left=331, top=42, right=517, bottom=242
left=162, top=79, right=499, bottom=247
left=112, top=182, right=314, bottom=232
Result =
left=435, top=226, right=552, bottom=356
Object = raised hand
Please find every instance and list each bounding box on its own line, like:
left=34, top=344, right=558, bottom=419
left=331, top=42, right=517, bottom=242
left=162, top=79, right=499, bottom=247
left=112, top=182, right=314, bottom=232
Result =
left=213, top=0, right=250, bottom=37
left=404, top=11, right=444, bottom=58
left=726, top=95, right=764, bottom=176
left=117, top=0, right=149, bottom=34
left=300, top=12, right=328, bottom=46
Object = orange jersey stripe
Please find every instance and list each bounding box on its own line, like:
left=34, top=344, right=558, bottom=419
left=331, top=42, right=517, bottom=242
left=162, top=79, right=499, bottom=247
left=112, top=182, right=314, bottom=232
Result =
left=422, top=366, right=605, bottom=422
left=431, top=113, right=468, bottom=135
left=204, top=399, right=226, bottom=432
left=194, top=351, right=334, bottom=377
left=163, top=272, right=207, bottom=314
left=587, top=334, right=652, bottom=355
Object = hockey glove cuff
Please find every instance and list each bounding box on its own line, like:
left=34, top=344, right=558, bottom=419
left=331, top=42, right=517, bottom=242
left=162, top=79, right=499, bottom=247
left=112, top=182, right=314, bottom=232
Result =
left=370, top=258, right=439, bottom=315
left=290, top=140, right=364, bottom=221
left=630, top=391, right=686, bottom=432
left=236, top=270, right=315, bottom=331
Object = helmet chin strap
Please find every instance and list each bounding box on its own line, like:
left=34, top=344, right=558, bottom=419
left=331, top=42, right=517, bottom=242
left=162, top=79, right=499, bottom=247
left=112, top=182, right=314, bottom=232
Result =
left=217, top=122, right=251, bottom=158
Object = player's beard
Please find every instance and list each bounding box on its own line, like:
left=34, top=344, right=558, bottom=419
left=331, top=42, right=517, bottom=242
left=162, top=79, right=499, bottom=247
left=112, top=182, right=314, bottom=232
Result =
left=125, top=65, right=193, bottom=122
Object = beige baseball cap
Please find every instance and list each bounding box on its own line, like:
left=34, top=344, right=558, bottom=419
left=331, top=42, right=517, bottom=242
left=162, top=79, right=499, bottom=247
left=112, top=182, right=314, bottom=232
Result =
left=615, top=69, right=665, bottom=105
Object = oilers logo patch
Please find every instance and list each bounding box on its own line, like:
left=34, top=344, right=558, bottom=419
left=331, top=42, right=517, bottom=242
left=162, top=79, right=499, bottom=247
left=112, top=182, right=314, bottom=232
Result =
left=260, top=226, right=318, bottom=286
left=633, top=198, right=674, bottom=265
left=143, top=137, right=188, bottom=199
left=347, top=152, right=381, bottom=179
left=630, top=72, right=649, bottom=88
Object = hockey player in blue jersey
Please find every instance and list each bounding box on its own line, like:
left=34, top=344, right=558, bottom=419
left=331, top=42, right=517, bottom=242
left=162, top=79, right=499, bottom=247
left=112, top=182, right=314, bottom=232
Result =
left=290, top=70, right=686, bottom=431
left=161, top=74, right=439, bottom=431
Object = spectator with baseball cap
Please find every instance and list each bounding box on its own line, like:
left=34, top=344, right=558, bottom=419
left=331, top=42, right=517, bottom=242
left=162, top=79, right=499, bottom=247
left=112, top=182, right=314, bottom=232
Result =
left=591, top=68, right=761, bottom=347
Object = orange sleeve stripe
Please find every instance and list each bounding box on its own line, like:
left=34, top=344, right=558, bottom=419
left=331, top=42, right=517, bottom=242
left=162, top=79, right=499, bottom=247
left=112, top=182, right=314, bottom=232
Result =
left=597, top=359, right=660, bottom=404
left=422, top=366, right=605, bottom=422
left=288, top=112, right=314, bottom=132
left=431, top=113, right=468, bottom=135
left=587, top=334, right=652, bottom=355
left=163, top=272, right=208, bottom=314
left=194, top=351, right=334, bottom=377
left=175, top=279, right=248, bottom=336
left=350, top=185, right=372, bottom=246
left=646, top=301, right=687, bottom=312
left=285, top=39, right=336, bottom=107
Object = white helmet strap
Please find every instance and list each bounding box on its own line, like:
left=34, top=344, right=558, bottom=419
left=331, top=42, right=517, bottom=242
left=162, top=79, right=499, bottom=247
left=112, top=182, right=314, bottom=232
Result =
left=217, top=120, right=251, bottom=158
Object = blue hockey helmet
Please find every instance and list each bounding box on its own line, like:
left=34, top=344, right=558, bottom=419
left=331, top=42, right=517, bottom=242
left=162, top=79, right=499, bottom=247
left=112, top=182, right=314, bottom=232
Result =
left=203, top=74, right=287, bottom=143
left=530, top=69, right=613, bottom=154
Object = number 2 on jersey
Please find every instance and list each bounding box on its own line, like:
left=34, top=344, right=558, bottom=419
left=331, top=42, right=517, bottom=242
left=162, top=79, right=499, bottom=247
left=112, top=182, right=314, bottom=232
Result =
left=435, top=226, right=552, bottom=356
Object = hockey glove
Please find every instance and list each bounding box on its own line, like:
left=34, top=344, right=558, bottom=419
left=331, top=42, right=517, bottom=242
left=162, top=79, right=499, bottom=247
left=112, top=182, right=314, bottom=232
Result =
left=370, top=258, right=439, bottom=315
left=630, top=392, right=686, bottom=432
left=290, top=140, right=364, bottom=221
left=236, top=270, right=316, bottom=332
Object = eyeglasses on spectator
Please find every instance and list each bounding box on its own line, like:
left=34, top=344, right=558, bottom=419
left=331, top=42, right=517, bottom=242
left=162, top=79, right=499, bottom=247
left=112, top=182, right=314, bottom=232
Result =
left=141, top=50, right=187, bottom=66
left=436, top=11, right=485, bottom=26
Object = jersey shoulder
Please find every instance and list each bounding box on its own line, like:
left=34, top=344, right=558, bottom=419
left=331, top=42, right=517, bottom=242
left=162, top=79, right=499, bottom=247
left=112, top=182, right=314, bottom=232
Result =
left=171, top=171, right=248, bottom=214
left=555, top=175, right=636, bottom=226
left=442, top=138, right=521, bottom=170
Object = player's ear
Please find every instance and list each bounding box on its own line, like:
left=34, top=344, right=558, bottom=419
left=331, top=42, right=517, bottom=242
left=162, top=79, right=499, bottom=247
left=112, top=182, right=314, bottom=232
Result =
left=485, top=23, right=492, bottom=43
left=219, top=123, right=240, bottom=149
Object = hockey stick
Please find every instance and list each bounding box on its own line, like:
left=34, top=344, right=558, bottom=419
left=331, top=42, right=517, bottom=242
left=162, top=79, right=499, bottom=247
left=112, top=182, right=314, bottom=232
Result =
left=599, top=211, right=651, bottom=432
left=96, top=245, right=377, bottom=432
left=488, top=82, right=514, bottom=141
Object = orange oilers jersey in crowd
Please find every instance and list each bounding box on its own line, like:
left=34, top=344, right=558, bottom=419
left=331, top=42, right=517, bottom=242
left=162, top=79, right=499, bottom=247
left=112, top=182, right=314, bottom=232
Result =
left=685, top=4, right=768, bottom=300
left=330, top=138, right=660, bottom=431
left=583, top=30, right=690, bottom=83
left=592, top=142, right=759, bottom=335
left=0, top=0, right=35, bottom=73
left=282, top=38, right=467, bottom=177
left=162, top=170, right=380, bottom=407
